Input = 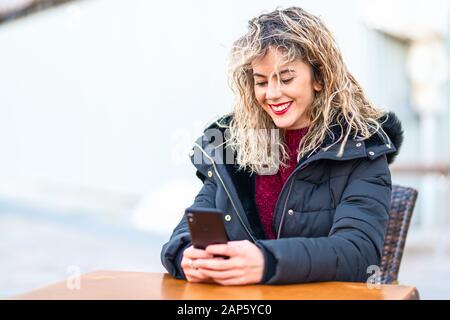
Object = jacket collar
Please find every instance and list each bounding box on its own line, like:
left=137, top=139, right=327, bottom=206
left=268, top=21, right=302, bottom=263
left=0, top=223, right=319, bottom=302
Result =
left=195, top=111, right=403, bottom=169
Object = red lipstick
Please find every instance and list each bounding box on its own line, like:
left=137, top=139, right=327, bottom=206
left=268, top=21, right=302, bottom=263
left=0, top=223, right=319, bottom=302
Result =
left=268, top=101, right=293, bottom=115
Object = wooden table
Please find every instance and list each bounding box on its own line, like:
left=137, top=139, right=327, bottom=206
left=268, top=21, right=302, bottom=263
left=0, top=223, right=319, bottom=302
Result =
left=10, top=270, right=419, bottom=300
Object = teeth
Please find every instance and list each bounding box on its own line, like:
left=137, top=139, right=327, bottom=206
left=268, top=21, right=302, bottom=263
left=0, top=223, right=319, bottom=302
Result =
left=271, top=102, right=291, bottom=112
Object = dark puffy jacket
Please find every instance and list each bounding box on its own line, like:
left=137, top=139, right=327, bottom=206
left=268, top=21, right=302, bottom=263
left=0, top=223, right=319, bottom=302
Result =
left=161, top=112, right=403, bottom=284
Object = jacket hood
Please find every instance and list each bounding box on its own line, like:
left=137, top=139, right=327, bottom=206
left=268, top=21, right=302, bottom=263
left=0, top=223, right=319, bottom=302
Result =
left=374, top=112, right=404, bottom=164
left=317, top=111, right=404, bottom=164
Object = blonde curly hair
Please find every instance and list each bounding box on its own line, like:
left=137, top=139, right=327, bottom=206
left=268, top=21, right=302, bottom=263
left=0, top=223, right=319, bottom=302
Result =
left=222, top=6, right=387, bottom=175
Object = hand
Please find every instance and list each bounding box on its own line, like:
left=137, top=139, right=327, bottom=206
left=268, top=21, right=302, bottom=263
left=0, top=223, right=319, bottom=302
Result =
left=181, top=245, right=215, bottom=283
left=192, top=240, right=264, bottom=286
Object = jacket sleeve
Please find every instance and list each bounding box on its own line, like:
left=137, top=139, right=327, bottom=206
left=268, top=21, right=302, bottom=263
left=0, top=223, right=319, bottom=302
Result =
left=160, top=171, right=217, bottom=279
left=256, top=155, right=391, bottom=284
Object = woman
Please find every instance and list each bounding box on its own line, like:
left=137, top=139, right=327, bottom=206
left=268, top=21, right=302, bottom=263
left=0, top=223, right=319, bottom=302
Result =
left=161, top=7, right=403, bottom=285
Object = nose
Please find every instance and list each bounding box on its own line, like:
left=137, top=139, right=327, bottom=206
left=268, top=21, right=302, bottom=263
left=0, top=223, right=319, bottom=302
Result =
left=265, top=79, right=282, bottom=103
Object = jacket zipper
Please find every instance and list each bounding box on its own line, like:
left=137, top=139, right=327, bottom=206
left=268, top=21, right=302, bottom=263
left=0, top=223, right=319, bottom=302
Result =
left=276, top=162, right=309, bottom=239
left=194, top=143, right=256, bottom=243
left=275, top=143, right=376, bottom=238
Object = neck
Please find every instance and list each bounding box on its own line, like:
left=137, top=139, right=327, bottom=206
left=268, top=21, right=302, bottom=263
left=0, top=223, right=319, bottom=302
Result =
left=282, top=121, right=310, bottom=132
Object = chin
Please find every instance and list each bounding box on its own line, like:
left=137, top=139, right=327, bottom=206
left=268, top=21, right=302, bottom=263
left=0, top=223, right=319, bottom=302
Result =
left=272, top=118, right=295, bottom=129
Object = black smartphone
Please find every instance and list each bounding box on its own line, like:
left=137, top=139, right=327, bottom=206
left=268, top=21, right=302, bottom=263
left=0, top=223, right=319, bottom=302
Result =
left=185, top=207, right=228, bottom=251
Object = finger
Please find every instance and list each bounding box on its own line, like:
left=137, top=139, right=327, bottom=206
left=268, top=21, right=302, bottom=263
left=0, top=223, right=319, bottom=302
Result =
left=184, top=246, right=214, bottom=259
left=180, top=257, right=191, bottom=270
left=183, top=261, right=211, bottom=281
left=214, top=276, right=248, bottom=286
left=185, top=268, right=210, bottom=282
left=181, top=256, right=214, bottom=281
left=197, top=267, right=243, bottom=280
left=205, top=244, right=241, bottom=257
left=193, top=257, right=236, bottom=271
left=181, top=257, right=200, bottom=273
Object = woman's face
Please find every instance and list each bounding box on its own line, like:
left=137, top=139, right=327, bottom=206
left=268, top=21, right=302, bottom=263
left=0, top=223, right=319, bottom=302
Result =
left=251, top=47, right=322, bottom=130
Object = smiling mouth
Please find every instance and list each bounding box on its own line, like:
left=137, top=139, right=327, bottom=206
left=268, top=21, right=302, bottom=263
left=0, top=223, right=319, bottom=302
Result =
left=269, top=101, right=293, bottom=115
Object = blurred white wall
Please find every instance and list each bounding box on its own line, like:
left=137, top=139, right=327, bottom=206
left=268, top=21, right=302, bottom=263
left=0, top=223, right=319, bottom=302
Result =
left=0, top=0, right=374, bottom=233
left=2, top=0, right=447, bottom=235
left=2, top=0, right=450, bottom=298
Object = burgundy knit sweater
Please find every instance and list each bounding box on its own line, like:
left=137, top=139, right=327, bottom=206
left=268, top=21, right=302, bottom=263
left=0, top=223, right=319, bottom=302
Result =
left=255, top=127, right=309, bottom=239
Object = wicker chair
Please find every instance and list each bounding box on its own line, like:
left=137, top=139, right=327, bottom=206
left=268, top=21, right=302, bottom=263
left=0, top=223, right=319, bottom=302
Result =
left=380, top=184, right=419, bottom=284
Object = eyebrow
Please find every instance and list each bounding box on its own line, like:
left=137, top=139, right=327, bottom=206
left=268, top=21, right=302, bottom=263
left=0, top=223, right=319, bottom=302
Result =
left=252, top=69, right=296, bottom=78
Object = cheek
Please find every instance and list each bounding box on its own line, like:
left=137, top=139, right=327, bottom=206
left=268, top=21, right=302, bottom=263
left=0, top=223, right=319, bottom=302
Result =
left=287, top=83, right=315, bottom=102
left=254, top=88, right=265, bottom=105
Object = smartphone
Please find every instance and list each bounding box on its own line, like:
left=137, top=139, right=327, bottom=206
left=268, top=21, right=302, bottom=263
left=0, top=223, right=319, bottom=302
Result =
left=185, top=207, right=228, bottom=250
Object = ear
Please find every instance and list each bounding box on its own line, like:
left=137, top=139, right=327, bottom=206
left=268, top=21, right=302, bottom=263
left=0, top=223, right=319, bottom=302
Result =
left=311, top=65, right=323, bottom=92
left=313, top=80, right=323, bottom=92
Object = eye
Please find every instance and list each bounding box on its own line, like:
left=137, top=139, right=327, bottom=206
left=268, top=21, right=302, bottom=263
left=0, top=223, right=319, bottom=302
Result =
left=255, top=81, right=267, bottom=87
left=254, top=78, right=294, bottom=87
left=281, top=78, right=294, bottom=84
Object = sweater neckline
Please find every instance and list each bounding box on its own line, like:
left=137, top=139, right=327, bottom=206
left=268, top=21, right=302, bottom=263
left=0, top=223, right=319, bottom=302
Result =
left=284, top=127, right=309, bottom=146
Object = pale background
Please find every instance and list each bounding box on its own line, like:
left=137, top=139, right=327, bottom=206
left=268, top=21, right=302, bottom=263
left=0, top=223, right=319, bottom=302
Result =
left=0, top=0, right=449, bottom=298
